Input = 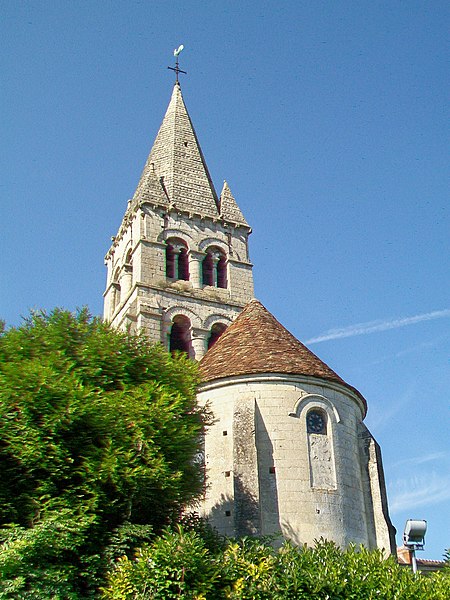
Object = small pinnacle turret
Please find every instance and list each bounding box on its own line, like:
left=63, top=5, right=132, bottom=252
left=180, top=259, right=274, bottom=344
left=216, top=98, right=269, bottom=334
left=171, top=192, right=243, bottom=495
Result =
left=219, top=181, right=249, bottom=227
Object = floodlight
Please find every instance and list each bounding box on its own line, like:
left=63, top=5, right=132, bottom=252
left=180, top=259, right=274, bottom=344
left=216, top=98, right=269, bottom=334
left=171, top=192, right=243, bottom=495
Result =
left=403, top=519, right=427, bottom=574
left=403, top=519, right=427, bottom=547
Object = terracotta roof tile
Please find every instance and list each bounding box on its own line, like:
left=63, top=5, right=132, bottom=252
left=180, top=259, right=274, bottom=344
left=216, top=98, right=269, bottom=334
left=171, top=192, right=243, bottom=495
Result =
left=199, top=299, right=366, bottom=408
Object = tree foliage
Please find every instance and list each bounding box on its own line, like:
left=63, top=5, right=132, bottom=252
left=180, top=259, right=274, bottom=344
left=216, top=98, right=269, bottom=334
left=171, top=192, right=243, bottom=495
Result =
left=0, top=309, right=205, bottom=596
left=1, top=309, right=448, bottom=598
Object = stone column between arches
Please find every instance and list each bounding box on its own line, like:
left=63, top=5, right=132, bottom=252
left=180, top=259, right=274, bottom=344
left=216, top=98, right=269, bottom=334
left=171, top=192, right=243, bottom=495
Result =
left=188, top=251, right=203, bottom=289
left=191, top=327, right=209, bottom=360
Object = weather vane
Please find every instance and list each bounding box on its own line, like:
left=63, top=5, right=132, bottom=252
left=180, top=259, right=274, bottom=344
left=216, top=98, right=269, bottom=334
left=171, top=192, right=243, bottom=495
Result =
left=168, top=45, right=186, bottom=83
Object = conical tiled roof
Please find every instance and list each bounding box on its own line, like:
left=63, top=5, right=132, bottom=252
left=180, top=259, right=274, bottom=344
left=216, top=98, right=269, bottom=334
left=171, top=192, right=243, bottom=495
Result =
left=133, top=83, right=220, bottom=218
left=219, top=181, right=249, bottom=227
left=199, top=299, right=366, bottom=409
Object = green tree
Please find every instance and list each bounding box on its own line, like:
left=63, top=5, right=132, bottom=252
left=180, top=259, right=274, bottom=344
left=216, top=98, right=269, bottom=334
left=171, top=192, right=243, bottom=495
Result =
left=0, top=309, right=205, bottom=596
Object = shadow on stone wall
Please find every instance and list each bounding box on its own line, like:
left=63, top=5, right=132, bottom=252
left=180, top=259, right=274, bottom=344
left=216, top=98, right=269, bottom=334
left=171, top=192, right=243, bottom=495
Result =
left=199, top=484, right=306, bottom=548
left=207, top=475, right=261, bottom=537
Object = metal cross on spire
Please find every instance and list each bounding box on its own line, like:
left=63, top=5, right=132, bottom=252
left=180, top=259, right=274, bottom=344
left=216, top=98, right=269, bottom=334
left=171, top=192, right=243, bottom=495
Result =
left=168, top=45, right=187, bottom=83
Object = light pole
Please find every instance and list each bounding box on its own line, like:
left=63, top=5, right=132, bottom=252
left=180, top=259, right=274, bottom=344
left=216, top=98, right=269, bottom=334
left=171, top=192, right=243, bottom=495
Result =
left=403, top=519, right=427, bottom=575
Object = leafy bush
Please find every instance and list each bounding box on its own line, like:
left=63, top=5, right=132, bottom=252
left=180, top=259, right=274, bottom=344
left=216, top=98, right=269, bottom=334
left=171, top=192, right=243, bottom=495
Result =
left=102, top=526, right=223, bottom=599
left=0, top=509, right=99, bottom=598
left=102, top=533, right=450, bottom=600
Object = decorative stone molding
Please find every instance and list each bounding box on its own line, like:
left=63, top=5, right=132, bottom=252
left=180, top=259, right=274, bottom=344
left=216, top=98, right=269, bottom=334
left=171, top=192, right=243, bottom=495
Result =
left=291, top=393, right=341, bottom=424
left=198, top=237, right=228, bottom=253
left=163, top=305, right=202, bottom=330
left=203, top=313, right=233, bottom=330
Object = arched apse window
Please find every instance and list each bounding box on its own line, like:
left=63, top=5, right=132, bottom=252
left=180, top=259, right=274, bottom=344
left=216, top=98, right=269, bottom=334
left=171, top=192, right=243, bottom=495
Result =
left=306, top=407, right=336, bottom=489
left=306, top=408, right=327, bottom=435
left=202, top=247, right=227, bottom=288
left=166, top=239, right=189, bottom=281
left=207, top=322, right=227, bottom=350
left=169, top=315, right=193, bottom=356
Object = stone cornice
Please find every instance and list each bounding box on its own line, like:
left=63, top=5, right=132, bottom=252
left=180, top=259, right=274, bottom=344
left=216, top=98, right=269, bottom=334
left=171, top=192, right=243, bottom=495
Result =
left=198, top=372, right=367, bottom=418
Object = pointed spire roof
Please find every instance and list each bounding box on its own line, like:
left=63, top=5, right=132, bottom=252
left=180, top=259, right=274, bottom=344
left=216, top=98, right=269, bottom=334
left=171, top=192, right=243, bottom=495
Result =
left=219, top=181, right=249, bottom=226
left=199, top=300, right=366, bottom=410
left=133, top=83, right=220, bottom=218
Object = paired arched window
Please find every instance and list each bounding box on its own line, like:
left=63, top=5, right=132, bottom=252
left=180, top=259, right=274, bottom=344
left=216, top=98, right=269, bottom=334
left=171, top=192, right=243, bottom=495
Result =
left=169, top=315, right=193, bottom=356
left=166, top=239, right=189, bottom=281
left=125, top=249, right=133, bottom=269
left=207, top=322, right=227, bottom=350
left=202, top=247, right=227, bottom=288
left=111, top=267, right=121, bottom=314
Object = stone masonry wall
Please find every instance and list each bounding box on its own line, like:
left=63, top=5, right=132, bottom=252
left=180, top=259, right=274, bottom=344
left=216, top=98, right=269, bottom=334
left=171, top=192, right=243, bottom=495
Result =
left=198, top=374, right=391, bottom=550
left=104, top=203, right=254, bottom=358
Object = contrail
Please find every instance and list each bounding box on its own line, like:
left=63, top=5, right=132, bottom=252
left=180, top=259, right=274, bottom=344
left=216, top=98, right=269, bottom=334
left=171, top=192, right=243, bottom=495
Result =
left=306, top=308, right=450, bottom=344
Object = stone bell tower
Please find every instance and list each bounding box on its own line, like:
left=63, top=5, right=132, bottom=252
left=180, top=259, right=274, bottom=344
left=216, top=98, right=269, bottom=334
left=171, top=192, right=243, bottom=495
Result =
left=103, top=74, right=396, bottom=555
left=103, top=82, right=254, bottom=358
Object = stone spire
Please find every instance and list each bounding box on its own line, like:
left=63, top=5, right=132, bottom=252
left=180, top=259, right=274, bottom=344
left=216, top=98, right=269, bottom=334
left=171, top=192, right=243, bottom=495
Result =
left=132, top=82, right=220, bottom=219
left=219, top=181, right=249, bottom=227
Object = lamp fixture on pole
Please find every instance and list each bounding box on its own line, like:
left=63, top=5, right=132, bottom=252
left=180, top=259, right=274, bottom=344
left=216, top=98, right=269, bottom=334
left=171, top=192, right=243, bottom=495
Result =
left=403, top=519, right=427, bottom=574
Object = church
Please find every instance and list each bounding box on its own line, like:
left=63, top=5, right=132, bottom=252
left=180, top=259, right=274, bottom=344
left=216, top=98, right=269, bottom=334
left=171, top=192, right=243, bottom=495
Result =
left=103, top=78, right=396, bottom=554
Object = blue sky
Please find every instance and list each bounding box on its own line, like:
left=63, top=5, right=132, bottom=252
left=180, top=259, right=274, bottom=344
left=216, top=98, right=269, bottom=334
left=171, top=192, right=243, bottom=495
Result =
left=2, top=1, right=449, bottom=559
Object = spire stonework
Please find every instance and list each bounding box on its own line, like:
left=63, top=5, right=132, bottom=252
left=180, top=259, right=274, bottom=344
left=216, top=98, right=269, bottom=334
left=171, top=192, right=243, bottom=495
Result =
left=103, top=83, right=253, bottom=358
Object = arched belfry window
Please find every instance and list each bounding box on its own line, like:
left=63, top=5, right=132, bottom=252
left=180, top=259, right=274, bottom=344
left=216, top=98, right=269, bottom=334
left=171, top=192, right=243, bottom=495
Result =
left=111, top=267, right=121, bottom=314
left=178, top=246, right=189, bottom=280
left=169, top=315, right=193, bottom=357
left=217, top=253, right=227, bottom=288
left=207, top=322, right=227, bottom=350
left=166, top=239, right=189, bottom=281
left=202, top=247, right=227, bottom=288
left=121, top=249, right=133, bottom=295
left=125, top=249, right=133, bottom=266
left=202, top=252, right=214, bottom=286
